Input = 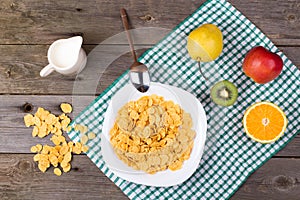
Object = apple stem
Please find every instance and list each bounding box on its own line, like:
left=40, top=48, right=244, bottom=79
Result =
left=197, top=61, right=208, bottom=81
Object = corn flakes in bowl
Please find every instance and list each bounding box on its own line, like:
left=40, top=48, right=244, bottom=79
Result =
left=101, top=82, right=207, bottom=187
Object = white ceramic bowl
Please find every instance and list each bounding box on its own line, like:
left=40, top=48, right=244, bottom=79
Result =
left=101, top=82, right=207, bottom=187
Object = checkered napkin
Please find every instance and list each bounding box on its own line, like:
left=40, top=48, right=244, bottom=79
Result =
left=67, top=0, right=300, bottom=199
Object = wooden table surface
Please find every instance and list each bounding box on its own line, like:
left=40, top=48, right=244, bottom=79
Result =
left=0, top=0, right=299, bottom=199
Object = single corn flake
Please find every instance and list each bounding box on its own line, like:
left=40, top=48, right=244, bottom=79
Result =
left=30, top=146, right=38, bottom=153
left=57, top=135, right=66, bottom=144
left=33, top=154, right=40, bottom=162
left=38, top=163, right=47, bottom=173
left=63, top=163, right=71, bottom=173
left=35, top=144, right=43, bottom=152
left=81, top=125, right=88, bottom=134
left=66, top=126, right=72, bottom=132
left=54, top=168, right=62, bottom=176
left=50, top=135, right=61, bottom=146
left=68, top=141, right=74, bottom=148
left=64, top=152, right=72, bottom=163
left=33, top=116, right=41, bottom=127
left=59, top=145, right=69, bottom=155
left=80, top=135, right=89, bottom=145
left=60, top=160, right=68, bottom=168
left=60, top=103, right=72, bottom=114
left=32, top=126, right=39, bottom=137
left=72, top=146, right=81, bottom=154
left=58, top=154, right=64, bottom=163
left=24, top=114, right=34, bottom=127
left=81, top=145, right=89, bottom=153
left=87, top=132, right=96, bottom=140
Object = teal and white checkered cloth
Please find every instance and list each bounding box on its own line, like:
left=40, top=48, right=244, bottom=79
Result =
left=67, top=0, right=300, bottom=199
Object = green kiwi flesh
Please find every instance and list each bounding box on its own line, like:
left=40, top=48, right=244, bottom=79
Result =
left=210, top=80, right=238, bottom=107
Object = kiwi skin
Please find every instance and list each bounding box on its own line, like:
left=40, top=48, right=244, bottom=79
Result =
left=210, top=80, right=238, bottom=107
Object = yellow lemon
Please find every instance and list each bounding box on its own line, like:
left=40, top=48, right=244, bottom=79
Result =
left=187, top=24, right=223, bottom=62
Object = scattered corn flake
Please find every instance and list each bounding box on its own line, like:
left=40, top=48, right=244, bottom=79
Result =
left=45, top=113, right=56, bottom=125
left=55, top=129, right=62, bottom=136
left=40, top=149, right=48, bottom=156
left=33, top=116, right=41, bottom=126
left=32, top=126, right=39, bottom=137
left=60, top=103, right=73, bottom=114
left=55, top=145, right=61, bottom=152
left=87, top=132, right=96, bottom=140
left=68, top=141, right=74, bottom=148
left=50, top=135, right=61, bottom=146
left=64, top=152, right=72, bottom=163
left=81, top=126, right=88, bottom=134
left=80, top=135, right=89, bottom=145
left=59, top=146, right=69, bottom=155
left=54, top=168, right=62, bottom=176
left=38, top=163, right=47, bottom=173
left=30, top=146, right=38, bottom=153
left=35, top=144, right=42, bottom=152
left=81, top=145, right=89, bottom=153
left=24, top=114, right=34, bottom=127
left=62, top=141, right=68, bottom=146
left=39, top=159, right=50, bottom=168
left=60, top=160, right=68, bottom=168
left=63, top=163, right=71, bottom=173
left=75, top=142, right=82, bottom=148
left=66, top=126, right=72, bottom=132
left=33, top=154, right=40, bottom=162
left=72, top=146, right=81, bottom=154
left=59, top=113, right=67, bottom=120
left=50, top=149, right=59, bottom=157
left=74, top=124, right=88, bottom=134
left=74, top=124, right=80, bottom=132
left=49, top=154, right=58, bottom=164
left=24, top=105, right=78, bottom=176
left=57, top=135, right=66, bottom=143
left=37, top=131, right=46, bottom=138
left=58, top=155, right=64, bottom=163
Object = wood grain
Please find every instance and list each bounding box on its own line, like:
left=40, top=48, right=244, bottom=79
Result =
left=0, top=154, right=128, bottom=200
left=0, top=154, right=299, bottom=200
left=231, top=158, right=300, bottom=200
left=0, top=0, right=299, bottom=45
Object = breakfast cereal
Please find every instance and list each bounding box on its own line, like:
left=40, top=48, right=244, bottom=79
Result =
left=60, top=103, right=73, bottom=114
left=109, top=95, right=196, bottom=174
left=24, top=105, right=96, bottom=176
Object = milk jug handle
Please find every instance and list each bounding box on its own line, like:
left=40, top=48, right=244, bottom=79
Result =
left=40, top=64, right=55, bottom=77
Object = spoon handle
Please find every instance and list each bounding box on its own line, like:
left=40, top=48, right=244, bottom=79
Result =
left=120, top=8, right=138, bottom=62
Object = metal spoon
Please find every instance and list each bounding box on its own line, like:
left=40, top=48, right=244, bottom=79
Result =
left=120, top=8, right=150, bottom=93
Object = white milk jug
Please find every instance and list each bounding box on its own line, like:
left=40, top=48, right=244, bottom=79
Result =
left=40, top=36, right=87, bottom=77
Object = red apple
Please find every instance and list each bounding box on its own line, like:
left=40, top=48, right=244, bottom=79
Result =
left=242, top=46, right=283, bottom=84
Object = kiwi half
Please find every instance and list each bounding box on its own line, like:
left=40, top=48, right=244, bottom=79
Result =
left=210, top=80, right=238, bottom=107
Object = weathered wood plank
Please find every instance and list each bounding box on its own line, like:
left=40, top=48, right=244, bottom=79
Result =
left=0, top=154, right=299, bottom=199
left=0, top=95, right=95, bottom=128
left=0, top=0, right=298, bottom=45
left=231, top=158, right=300, bottom=200
left=229, top=0, right=300, bottom=46
left=0, top=154, right=128, bottom=200
left=0, top=45, right=299, bottom=95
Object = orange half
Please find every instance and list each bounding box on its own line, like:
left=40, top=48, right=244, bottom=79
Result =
left=243, top=102, right=288, bottom=144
